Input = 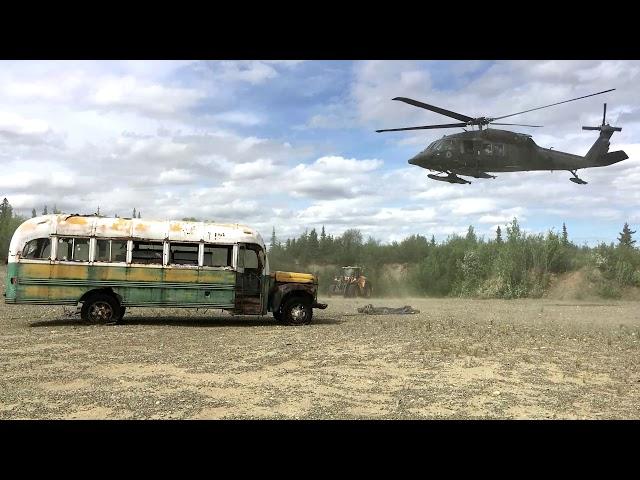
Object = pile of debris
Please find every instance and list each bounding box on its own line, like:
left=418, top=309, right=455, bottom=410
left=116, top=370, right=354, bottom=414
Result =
left=357, top=304, right=420, bottom=315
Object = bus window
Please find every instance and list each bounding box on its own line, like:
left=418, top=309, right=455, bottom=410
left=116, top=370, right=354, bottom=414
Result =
left=96, top=239, right=110, bottom=262
left=169, top=243, right=199, bottom=266
left=57, top=238, right=72, bottom=261
left=245, top=249, right=259, bottom=270
left=131, top=241, right=163, bottom=265
left=22, top=238, right=51, bottom=259
left=56, top=237, right=89, bottom=262
left=74, top=239, right=90, bottom=262
left=203, top=245, right=232, bottom=267
left=96, top=239, right=127, bottom=263
left=112, top=241, right=127, bottom=262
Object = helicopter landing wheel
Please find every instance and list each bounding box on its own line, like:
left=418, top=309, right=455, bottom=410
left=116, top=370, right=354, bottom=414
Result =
left=569, top=170, right=588, bottom=185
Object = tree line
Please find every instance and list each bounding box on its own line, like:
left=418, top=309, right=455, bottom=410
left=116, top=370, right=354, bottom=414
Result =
left=268, top=220, right=639, bottom=299
left=1, top=197, right=638, bottom=298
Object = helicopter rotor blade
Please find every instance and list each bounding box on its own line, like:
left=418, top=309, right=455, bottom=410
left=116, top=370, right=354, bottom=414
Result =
left=392, top=97, right=474, bottom=123
left=491, top=88, right=615, bottom=122
left=491, top=122, right=543, bottom=127
left=376, top=123, right=467, bottom=133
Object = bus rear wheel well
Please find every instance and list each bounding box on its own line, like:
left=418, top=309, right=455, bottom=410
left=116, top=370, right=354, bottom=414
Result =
left=79, top=288, right=121, bottom=306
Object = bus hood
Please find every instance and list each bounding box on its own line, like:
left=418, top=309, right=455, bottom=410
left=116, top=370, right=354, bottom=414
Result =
left=272, top=271, right=316, bottom=284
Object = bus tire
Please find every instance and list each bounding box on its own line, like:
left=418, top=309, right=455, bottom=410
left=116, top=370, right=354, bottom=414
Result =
left=81, top=292, right=121, bottom=325
left=281, top=296, right=313, bottom=326
left=115, top=306, right=127, bottom=323
left=273, top=308, right=284, bottom=323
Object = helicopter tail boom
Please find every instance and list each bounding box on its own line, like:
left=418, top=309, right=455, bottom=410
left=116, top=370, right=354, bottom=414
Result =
left=582, top=103, right=627, bottom=166
left=598, top=150, right=629, bottom=166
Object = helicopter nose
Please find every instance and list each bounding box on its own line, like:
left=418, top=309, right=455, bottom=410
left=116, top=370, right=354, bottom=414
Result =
left=409, top=152, right=426, bottom=166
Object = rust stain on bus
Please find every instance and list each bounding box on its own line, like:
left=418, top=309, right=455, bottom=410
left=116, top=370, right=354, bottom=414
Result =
left=127, top=267, right=162, bottom=282
left=51, top=264, right=89, bottom=280
left=163, top=268, right=199, bottom=282
left=64, top=217, right=88, bottom=225
left=111, top=219, right=131, bottom=232
left=19, top=223, right=36, bottom=232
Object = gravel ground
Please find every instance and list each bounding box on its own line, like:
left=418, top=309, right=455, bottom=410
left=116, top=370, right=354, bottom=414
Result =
left=2, top=282, right=640, bottom=419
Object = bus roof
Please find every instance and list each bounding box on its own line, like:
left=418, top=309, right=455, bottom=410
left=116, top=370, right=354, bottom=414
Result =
left=9, top=214, right=265, bottom=253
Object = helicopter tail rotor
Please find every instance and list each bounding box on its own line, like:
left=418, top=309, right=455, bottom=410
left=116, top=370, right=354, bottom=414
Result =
left=582, top=103, right=622, bottom=132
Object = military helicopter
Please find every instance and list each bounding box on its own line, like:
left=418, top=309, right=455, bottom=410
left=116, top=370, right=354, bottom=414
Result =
left=376, top=89, right=628, bottom=184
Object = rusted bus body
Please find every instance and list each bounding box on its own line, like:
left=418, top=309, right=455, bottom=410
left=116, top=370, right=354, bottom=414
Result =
left=5, top=215, right=326, bottom=324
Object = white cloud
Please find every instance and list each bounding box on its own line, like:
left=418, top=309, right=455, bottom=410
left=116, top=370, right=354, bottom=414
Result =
left=1, top=60, right=639, bottom=246
left=91, top=75, right=203, bottom=115
left=0, top=112, right=49, bottom=135
left=157, top=169, right=196, bottom=185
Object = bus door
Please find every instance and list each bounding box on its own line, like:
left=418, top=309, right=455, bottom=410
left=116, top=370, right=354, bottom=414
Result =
left=235, top=243, right=264, bottom=315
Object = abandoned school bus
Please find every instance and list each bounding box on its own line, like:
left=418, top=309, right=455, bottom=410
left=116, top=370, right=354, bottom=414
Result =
left=4, top=214, right=327, bottom=325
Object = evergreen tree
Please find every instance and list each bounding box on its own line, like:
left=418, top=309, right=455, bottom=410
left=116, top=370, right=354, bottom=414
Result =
left=308, top=228, right=319, bottom=261
left=496, top=226, right=503, bottom=244
left=617, top=222, right=637, bottom=248
left=137, top=212, right=141, bottom=219
left=270, top=227, right=278, bottom=252
left=430, top=235, right=436, bottom=246
left=31, top=208, right=37, bottom=218
left=0, top=198, right=11, bottom=221
left=562, top=222, right=568, bottom=245
left=132, top=208, right=137, bottom=218
left=466, top=225, right=477, bottom=244
left=319, top=225, right=329, bottom=260
left=52, top=204, right=60, bottom=214
left=506, top=218, right=522, bottom=242
left=42, top=205, right=48, bottom=215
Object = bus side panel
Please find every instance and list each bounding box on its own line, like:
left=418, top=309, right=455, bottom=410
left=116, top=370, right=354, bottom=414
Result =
left=48, top=263, right=90, bottom=303
left=123, top=266, right=163, bottom=305
left=5, top=262, right=18, bottom=302
left=162, top=268, right=200, bottom=304
left=16, top=262, right=53, bottom=303
left=9, top=262, right=236, bottom=308
left=198, top=269, right=235, bottom=306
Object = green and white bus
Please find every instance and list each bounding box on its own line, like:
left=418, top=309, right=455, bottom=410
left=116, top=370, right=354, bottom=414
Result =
left=4, top=214, right=326, bottom=325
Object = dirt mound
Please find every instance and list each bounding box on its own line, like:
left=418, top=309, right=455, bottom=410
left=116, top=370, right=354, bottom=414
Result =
left=546, top=268, right=640, bottom=301
left=545, top=269, right=596, bottom=301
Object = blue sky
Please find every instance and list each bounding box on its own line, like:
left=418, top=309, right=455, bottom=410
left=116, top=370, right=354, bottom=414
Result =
left=0, top=60, right=639, bottom=245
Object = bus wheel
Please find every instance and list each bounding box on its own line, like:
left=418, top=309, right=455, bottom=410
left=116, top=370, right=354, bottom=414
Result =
left=115, top=307, right=127, bottom=323
left=273, top=308, right=284, bottom=323
left=282, top=297, right=312, bottom=326
left=81, top=293, right=121, bottom=325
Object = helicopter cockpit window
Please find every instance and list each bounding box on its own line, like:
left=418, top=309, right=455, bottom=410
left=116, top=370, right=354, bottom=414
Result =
left=494, top=144, right=504, bottom=156
left=441, top=140, right=453, bottom=151
left=482, top=143, right=493, bottom=155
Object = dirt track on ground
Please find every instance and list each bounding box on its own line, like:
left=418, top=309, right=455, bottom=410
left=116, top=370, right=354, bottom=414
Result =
left=2, top=284, right=640, bottom=419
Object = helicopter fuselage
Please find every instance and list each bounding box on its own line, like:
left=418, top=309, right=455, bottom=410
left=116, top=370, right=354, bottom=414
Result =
left=408, top=129, right=588, bottom=176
